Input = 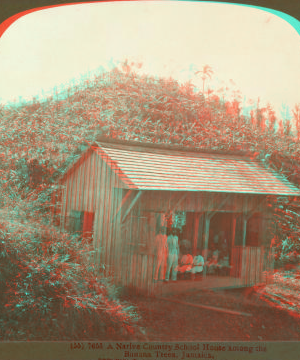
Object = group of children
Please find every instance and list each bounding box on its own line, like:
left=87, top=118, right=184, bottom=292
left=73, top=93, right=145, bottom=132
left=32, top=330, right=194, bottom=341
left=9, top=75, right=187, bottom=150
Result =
left=153, top=227, right=231, bottom=282
left=175, top=249, right=204, bottom=280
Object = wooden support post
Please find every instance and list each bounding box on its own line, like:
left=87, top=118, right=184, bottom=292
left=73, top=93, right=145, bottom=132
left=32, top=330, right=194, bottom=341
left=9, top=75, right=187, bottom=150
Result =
left=192, top=213, right=201, bottom=256
left=122, top=191, right=142, bottom=223
left=242, top=196, right=249, bottom=247
left=203, top=213, right=211, bottom=277
left=231, top=215, right=237, bottom=249
left=112, top=189, right=132, bottom=223
left=242, top=216, right=247, bottom=247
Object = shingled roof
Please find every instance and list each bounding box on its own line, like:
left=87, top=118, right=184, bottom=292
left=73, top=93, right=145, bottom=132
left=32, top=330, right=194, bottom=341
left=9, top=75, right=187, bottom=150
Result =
left=89, top=139, right=300, bottom=196
left=60, top=138, right=300, bottom=196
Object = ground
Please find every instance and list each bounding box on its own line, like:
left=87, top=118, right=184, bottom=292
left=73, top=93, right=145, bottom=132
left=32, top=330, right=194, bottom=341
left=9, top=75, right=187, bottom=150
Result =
left=123, top=272, right=300, bottom=341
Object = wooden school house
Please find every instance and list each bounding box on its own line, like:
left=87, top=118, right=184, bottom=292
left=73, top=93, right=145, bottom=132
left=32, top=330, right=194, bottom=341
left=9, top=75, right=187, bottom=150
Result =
left=52, top=138, right=300, bottom=295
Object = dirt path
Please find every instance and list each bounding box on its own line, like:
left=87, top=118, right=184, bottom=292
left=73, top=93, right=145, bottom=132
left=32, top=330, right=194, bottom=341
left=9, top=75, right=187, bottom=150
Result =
left=126, top=288, right=300, bottom=341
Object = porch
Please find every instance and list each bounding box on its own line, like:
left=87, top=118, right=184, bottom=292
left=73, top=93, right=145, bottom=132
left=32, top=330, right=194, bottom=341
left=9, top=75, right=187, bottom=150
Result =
left=156, top=275, right=244, bottom=297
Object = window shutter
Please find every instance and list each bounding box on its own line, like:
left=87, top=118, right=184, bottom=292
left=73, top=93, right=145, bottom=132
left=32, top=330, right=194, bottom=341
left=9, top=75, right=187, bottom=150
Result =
left=82, top=211, right=95, bottom=243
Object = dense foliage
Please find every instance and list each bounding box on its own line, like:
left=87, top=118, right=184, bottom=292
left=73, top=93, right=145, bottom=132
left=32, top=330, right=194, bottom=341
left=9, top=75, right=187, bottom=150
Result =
left=0, top=206, right=142, bottom=340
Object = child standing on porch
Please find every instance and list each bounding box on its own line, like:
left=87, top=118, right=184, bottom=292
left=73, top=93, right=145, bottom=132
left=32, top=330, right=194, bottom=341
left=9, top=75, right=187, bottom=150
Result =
left=153, top=227, right=168, bottom=282
left=165, top=229, right=179, bottom=282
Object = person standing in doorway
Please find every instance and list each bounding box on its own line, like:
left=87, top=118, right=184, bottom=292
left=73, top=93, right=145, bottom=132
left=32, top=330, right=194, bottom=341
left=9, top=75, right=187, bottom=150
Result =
left=165, top=229, right=179, bottom=282
left=153, top=226, right=168, bottom=282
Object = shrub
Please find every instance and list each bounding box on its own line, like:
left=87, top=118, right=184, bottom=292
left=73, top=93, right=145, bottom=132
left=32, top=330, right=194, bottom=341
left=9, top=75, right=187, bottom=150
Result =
left=0, top=210, right=141, bottom=340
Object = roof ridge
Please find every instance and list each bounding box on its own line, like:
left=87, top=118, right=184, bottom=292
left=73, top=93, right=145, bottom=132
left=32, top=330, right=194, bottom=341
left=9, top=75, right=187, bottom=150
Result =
left=93, top=136, right=257, bottom=158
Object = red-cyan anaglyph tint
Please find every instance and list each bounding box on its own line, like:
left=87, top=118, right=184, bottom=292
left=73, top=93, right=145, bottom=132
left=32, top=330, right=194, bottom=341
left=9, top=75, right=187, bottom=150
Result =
left=0, top=2, right=300, bottom=351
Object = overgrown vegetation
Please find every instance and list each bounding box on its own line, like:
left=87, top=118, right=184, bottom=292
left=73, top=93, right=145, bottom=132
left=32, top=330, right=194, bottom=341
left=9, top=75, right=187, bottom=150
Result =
left=0, top=205, right=141, bottom=340
left=0, top=61, right=300, bottom=338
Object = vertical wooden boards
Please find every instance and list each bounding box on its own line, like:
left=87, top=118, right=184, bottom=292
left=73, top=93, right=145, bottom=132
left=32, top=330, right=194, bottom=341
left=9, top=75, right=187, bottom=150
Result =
left=83, top=150, right=91, bottom=212
left=241, top=247, right=247, bottom=286
left=137, top=254, right=142, bottom=290
left=113, top=186, right=123, bottom=285
left=258, top=247, right=264, bottom=283
left=121, top=210, right=133, bottom=287
left=80, top=152, right=88, bottom=211
left=231, top=216, right=237, bottom=248
left=74, top=153, right=84, bottom=212
left=229, top=215, right=237, bottom=266
left=108, top=179, right=118, bottom=280
left=255, top=248, right=259, bottom=283
left=130, top=252, right=136, bottom=287
left=257, top=247, right=262, bottom=283
left=230, top=246, right=237, bottom=278
left=148, top=255, right=155, bottom=295
left=192, top=213, right=201, bottom=256
left=61, top=177, right=70, bottom=231
left=65, top=176, right=73, bottom=229
left=241, top=216, right=247, bottom=247
left=101, top=161, right=112, bottom=269
left=203, top=214, right=210, bottom=254
left=249, top=248, right=254, bottom=285
left=103, top=166, right=115, bottom=273
left=235, top=246, right=266, bottom=286
left=235, top=247, right=241, bottom=280
left=96, top=152, right=108, bottom=268
left=128, top=211, right=134, bottom=285
left=269, top=247, right=275, bottom=284
left=197, top=213, right=204, bottom=251
left=256, top=247, right=260, bottom=284
left=92, top=151, right=99, bottom=214
left=76, top=153, right=87, bottom=211
left=95, top=152, right=106, bottom=266
left=202, top=213, right=211, bottom=277
left=140, top=254, right=147, bottom=291
left=69, top=166, right=78, bottom=214
left=148, top=213, right=156, bottom=254
left=86, top=151, right=94, bottom=213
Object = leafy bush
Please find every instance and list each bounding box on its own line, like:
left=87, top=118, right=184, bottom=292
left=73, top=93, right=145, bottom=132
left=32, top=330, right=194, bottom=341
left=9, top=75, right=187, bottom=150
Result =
left=0, top=210, right=141, bottom=340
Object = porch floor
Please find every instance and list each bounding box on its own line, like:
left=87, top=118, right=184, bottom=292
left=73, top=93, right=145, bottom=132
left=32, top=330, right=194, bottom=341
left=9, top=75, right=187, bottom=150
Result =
left=156, top=275, right=245, bottom=297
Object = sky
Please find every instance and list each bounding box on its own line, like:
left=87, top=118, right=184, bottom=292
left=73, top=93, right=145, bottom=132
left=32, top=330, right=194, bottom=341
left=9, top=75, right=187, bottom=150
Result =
left=0, top=1, right=300, bottom=119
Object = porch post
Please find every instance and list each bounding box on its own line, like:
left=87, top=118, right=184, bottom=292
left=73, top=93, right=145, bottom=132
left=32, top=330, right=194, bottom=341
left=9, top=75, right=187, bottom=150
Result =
left=242, top=216, right=247, bottom=247
left=192, top=213, right=201, bottom=257
left=203, top=212, right=211, bottom=277
left=231, top=215, right=237, bottom=248
left=230, top=215, right=237, bottom=277
left=242, top=196, right=249, bottom=247
left=121, top=190, right=143, bottom=223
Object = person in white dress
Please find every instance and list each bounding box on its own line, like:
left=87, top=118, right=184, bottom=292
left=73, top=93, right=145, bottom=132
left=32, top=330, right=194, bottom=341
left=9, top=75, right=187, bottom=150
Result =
left=165, top=230, right=179, bottom=281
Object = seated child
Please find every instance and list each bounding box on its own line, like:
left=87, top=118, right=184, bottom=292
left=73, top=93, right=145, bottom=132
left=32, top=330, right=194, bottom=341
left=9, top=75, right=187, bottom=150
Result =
left=189, top=250, right=205, bottom=280
left=175, top=253, right=193, bottom=279
left=191, top=250, right=204, bottom=272
left=217, top=255, right=231, bottom=276
left=205, top=250, right=219, bottom=275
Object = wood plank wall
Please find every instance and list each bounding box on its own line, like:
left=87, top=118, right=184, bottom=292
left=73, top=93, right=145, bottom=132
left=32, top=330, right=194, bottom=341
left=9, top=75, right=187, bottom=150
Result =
left=231, top=246, right=274, bottom=286
left=54, top=151, right=124, bottom=278
left=139, top=191, right=267, bottom=213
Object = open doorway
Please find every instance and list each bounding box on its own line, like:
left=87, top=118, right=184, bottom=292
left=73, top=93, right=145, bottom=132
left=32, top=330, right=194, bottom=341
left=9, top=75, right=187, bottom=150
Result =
left=180, top=212, right=236, bottom=257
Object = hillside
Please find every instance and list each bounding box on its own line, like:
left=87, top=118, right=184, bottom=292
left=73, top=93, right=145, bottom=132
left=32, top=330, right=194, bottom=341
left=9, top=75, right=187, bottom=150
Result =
left=1, top=67, right=299, bottom=177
